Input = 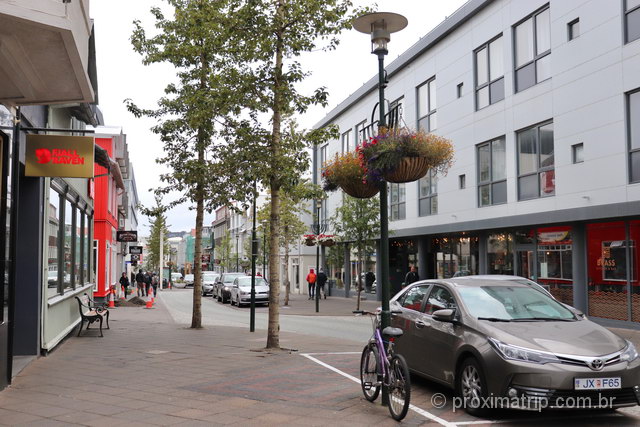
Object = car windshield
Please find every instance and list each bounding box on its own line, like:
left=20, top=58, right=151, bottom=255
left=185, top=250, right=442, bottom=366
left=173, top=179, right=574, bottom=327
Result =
left=457, top=285, right=575, bottom=321
left=185, top=275, right=193, bottom=280
left=223, top=274, right=243, bottom=283
left=203, top=274, right=217, bottom=281
left=237, top=277, right=266, bottom=287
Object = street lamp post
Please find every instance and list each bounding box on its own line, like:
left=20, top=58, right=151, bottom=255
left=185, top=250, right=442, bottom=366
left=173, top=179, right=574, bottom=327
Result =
left=311, top=199, right=327, bottom=313
left=250, top=181, right=258, bottom=332
left=236, top=232, right=239, bottom=272
left=354, top=11, right=407, bottom=407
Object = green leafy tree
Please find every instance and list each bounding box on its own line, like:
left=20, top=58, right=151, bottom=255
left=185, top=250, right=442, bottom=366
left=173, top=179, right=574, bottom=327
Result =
left=216, top=0, right=365, bottom=349
left=128, top=1, right=250, bottom=329
left=325, top=243, right=345, bottom=285
left=256, top=181, right=321, bottom=305
left=332, top=195, right=380, bottom=310
left=217, top=230, right=233, bottom=273
left=142, top=195, right=170, bottom=274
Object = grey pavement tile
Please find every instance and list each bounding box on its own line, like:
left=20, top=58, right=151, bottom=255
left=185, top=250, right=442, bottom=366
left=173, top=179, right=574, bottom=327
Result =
left=0, top=411, right=44, bottom=425
left=143, top=414, right=190, bottom=426
left=111, top=409, right=164, bottom=422
left=140, top=403, right=184, bottom=416
left=197, top=412, right=246, bottom=425
left=12, top=419, right=81, bottom=427
left=174, top=420, right=223, bottom=427
left=168, top=408, right=216, bottom=420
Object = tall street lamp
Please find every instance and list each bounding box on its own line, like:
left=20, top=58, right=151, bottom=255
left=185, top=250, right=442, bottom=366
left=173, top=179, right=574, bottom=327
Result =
left=236, top=232, right=240, bottom=272
left=311, top=198, right=327, bottom=313
left=354, top=12, right=407, bottom=403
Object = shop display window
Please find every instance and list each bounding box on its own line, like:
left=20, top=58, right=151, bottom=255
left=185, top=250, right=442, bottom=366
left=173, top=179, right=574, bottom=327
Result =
left=488, top=233, right=514, bottom=275
left=47, top=187, right=61, bottom=298
left=536, top=226, right=573, bottom=305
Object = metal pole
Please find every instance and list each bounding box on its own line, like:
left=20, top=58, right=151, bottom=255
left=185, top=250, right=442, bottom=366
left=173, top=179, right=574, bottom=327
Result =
left=377, top=51, right=391, bottom=407
left=159, top=227, right=163, bottom=290
left=316, top=234, right=320, bottom=313
left=263, top=233, right=266, bottom=277
left=250, top=181, right=257, bottom=332
left=236, top=233, right=239, bottom=272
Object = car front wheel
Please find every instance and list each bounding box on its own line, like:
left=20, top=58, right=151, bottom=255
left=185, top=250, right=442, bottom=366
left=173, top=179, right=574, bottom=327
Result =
left=456, top=357, right=489, bottom=416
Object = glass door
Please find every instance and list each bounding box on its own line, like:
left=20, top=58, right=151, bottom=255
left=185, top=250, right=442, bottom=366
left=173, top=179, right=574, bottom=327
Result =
left=516, top=249, right=535, bottom=280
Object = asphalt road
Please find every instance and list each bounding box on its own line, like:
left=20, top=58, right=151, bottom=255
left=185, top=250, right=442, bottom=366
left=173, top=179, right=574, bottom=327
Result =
left=159, top=288, right=372, bottom=343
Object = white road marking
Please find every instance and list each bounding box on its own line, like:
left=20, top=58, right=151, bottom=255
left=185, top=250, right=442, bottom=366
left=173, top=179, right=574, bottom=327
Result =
left=301, top=352, right=457, bottom=427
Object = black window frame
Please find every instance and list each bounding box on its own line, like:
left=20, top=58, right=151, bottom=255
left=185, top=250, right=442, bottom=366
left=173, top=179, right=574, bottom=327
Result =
left=418, top=169, right=438, bottom=217
left=628, top=88, right=640, bottom=183
left=625, top=0, right=640, bottom=44
left=567, top=18, right=580, bottom=41
left=477, top=137, right=507, bottom=207
left=354, top=120, right=367, bottom=147
left=516, top=120, right=555, bottom=200
left=459, top=174, right=466, bottom=189
left=341, top=129, right=351, bottom=153
left=474, top=33, right=505, bottom=110
left=417, top=77, right=437, bottom=132
left=513, top=5, right=551, bottom=93
left=457, top=82, right=464, bottom=98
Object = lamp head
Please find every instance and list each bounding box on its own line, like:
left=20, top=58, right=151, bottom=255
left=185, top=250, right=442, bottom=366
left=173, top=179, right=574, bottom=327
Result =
left=353, top=12, right=408, bottom=55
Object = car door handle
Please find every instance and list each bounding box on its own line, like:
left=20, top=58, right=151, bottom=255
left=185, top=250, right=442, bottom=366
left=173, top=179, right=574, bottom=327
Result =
left=415, top=320, right=428, bottom=329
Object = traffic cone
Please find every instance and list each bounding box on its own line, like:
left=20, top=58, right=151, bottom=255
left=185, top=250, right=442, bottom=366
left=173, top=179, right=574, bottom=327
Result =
left=108, top=288, right=115, bottom=308
left=150, top=287, right=155, bottom=303
left=121, top=286, right=126, bottom=300
left=145, top=287, right=154, bottom=309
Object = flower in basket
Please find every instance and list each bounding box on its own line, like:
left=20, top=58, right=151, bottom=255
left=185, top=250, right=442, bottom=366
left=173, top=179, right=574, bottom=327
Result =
left=358, top=127, right=454, bottom=183
left=316, top=234, right=336, bottom=246
left=322, top=151, right=375, bottom=191
left=302, top=234, right=316, bottom=246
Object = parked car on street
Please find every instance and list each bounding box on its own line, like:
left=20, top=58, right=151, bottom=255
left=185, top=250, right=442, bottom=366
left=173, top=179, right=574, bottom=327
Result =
left=390, top=278, right=640, bottom=415
left=184, top=274, right=194, bottom=287
left=202, top=272, right=219, bottom=296
left=171, top=272, right=183, bottom=283
left=214, top=272, right=245, bottom=303
left=230, top=276, right=269, bottom=307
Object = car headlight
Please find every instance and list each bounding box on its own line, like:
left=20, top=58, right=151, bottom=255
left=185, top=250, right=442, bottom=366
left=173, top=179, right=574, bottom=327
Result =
left=488, top=338, right=560, bottom=364
left=223, top=286, right=230, bottom=291
left=621, top=340, right=639, bottom=362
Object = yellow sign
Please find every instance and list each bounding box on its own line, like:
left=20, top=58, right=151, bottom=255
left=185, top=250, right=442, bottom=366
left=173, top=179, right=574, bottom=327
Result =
left=25, top=134, right=94, bottom=178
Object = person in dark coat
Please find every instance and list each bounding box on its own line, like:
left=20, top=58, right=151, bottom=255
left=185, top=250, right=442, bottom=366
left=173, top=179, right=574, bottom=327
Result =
left=144, top=271, right=152, bottom=297
left=404, top=265, right=419, bottom=287
left=365, top=270, right=375, bottom=293
left=316, top=268, right=328, bottom=299
left=135, top=269, right=145, bottom=297
left=119, top=272, right=130, bottom=299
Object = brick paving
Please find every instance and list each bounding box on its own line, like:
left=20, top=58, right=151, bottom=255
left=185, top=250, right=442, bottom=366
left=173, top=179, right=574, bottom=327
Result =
left=3, top=293, right=640, bottom=426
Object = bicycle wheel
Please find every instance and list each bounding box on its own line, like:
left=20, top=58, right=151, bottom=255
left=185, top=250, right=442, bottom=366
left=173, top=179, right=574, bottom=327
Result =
left=360, top=344, right=380, bottom=402
left=387, top=354, right=411, bottom=421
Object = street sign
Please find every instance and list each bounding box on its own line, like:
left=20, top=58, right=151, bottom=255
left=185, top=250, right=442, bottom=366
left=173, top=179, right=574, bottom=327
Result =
left=25, top=134, right=94, bottom=178
left=131, top=254, right=140, bottom=262
left=117, top=231, right=138, bottom=242
left=129, top=246, right=143, bottom=255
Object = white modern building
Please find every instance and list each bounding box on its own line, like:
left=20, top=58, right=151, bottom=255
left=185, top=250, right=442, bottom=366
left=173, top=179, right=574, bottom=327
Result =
left=313, top=0, right=640, bottom=327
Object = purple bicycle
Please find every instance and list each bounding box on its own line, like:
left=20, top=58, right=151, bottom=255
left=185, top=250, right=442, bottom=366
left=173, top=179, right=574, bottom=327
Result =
left=354, top=310, right=411, bottom=421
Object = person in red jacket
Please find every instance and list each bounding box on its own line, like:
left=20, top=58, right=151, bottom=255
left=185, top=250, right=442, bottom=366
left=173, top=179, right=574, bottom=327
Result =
left=306, top=268, right=316, bottom=300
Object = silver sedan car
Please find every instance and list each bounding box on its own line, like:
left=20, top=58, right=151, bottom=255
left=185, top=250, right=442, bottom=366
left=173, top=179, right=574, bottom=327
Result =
left=230, top=276, right=269, bottom=307
left=390, top=278, right=640, bottom=415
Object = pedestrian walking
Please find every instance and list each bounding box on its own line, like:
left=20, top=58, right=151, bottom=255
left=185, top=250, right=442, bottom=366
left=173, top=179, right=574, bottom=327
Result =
left=151, top=273, right=158, bottom=297
left=144, top=271, right=152, bottom=297
left=404, top=265, right=419, bottom=287
left=316, top=268, right=328, bottom=299
left=306, top=268, right=316, bottom=300
left=135, top=269, right=145, bottom=297
left=119, top=272, right=130, bottom=299
left=365, top=270, right=375, bottom=293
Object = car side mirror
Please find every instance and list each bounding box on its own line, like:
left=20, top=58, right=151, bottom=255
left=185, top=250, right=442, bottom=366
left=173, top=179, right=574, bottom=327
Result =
left=433, top=308, right=456, bottom=323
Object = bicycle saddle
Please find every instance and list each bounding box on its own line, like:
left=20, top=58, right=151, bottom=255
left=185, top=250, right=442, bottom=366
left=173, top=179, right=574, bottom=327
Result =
left=382, top=326, right=403, bottom=338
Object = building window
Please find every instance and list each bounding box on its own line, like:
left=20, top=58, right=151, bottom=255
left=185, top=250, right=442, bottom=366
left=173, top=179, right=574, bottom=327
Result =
left=626, top=0, right=640, bottom=43
left=341, top=130, right=351, bottom=153
left=629, top=89, right=640, bottom=182
left=475, top=35, right=504, bottom=109
left=418, top=169, right=437, bottom=216
left=389, top=97, right=404, bottom=127
left=517, top=121, right=555, bottom=200
left=514, top=6, right=551, bottom=92
left=572, top=143, right=584, bottom=164
left=63, top=198, right=73, bottom=291
left=459, top=174, right=466, bottom=189
left=47, top=187, right=61, bottom=298
left=354, top=120, right=367, bottom=146
left=568, top=18, right=580, bottom=41
left=390, top=183, right=406, bottom=221
left=477, top=138, right=507, bottom=206
left=319, top=143, right=327, bottom=172
left=417, top=78, right=436, bottom=132
left=457, top=82, right=463, bottom=98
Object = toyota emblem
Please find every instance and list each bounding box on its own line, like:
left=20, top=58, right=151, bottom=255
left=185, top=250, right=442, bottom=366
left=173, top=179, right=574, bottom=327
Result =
left=589, top=359, right=604, bottom=371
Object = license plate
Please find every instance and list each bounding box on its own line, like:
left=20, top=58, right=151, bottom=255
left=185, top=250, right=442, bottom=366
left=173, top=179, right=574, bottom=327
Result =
left=574, top=377, right=621, bottom=390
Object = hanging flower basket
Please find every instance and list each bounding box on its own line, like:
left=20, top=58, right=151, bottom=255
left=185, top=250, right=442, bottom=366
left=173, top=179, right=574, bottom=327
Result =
left=359, top=127, right=454, bottom=184
left=317, top=234, right=336, bottom=247
left=383, top=156, right=431, bottom=183
left=302, top=234, right=316, bottom=246
left=340, top=180, right=380, bottom=199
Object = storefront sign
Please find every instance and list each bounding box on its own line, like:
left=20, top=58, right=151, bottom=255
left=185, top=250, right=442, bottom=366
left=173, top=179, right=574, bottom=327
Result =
left=129, top=246, right=143, bottom=255
left=117, top=231, right=138, bottom=242
left=131, top=254, right=140, bottom=262
left=25, top=134, right=94, bottom=178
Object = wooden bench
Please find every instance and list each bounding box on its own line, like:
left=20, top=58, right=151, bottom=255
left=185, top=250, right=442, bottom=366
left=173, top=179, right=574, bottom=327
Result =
left=75, top=294, right=110, bottom=337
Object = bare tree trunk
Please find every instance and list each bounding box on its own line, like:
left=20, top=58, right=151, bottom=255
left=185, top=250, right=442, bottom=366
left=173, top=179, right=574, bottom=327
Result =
left=192, top=181, right=204, bottom=329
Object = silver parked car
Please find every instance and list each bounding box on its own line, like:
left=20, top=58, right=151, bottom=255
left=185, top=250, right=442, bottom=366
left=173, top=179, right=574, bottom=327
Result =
left=201, top=272, right=219, bottom=296
left=390, top=278, right=640, bottom=415
left=230, top=276, right=269, bottom=307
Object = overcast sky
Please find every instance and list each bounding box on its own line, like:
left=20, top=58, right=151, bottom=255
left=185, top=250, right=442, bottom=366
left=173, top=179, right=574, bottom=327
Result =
left=91, top=0, right=468, bottom=235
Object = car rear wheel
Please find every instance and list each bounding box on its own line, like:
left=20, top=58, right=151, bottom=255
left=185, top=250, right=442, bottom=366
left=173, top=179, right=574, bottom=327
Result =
left=456, top=357, right=489, bottom=416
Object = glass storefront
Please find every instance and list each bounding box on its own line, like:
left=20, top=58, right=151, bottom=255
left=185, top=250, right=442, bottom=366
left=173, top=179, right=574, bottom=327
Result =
left=536, top=226, right=573, bottom=305
left=488, top=232, right=514, bottom=275
left=432, top=235, right=479, bottom=278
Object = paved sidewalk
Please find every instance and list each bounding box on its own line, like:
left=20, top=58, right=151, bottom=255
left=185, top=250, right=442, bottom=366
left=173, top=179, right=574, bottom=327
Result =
left=0, top=297, right=420, bottom=427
